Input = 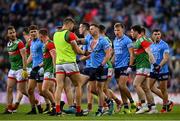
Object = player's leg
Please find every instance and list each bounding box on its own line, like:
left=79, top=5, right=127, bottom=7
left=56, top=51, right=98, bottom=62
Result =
left=27, top=78, right=37, bottom=114
left=133, top=75, right=148, bottom=114
left=69, top=72, right=84, bottom=116
left=159, top=74, right=173, bottom=113
left=42, top=73, right=56, bottom=114
left=4, top=74, right=16, bottom=114
left=142, top=78, right=158, bottom=114
left=63, top=77, right=76, bottom=114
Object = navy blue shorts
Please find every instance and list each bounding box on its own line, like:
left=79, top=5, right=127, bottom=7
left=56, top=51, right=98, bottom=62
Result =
left=150, top=72, right=169, bottom=81
left=29, top=68, right=43, bottom=83
left=114, top=66, right=129, bottom=79
left=89, top=68, right=108, bottom=82
left=81, top=67, right=93, bottom=76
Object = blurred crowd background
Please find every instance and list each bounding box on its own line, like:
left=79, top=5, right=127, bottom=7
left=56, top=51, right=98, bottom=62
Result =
left=0, top=0, right=179, bottom=92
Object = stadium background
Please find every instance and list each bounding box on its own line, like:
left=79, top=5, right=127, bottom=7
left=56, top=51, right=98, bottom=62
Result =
left=0, top=0, right=179, bottom=104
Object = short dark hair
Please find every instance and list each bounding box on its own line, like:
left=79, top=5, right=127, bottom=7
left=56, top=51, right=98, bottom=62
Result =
left=141, top=27, right=146, bottom=34
left=23, top=27, right=29, bottom=35
left=90, top=23, right=99, bottom=28
left=39, top=28, right=48, bottom=36
left=131, top=25, right=142, bottom=34
left=152, top=29, right=161, bottom=33
left=114, top=23, right=124, bottom=29
left=81, top=22, right=90, bottom=30
left=63, top=17, right=76, bottom=25
left=29, top=25, right=38, bottom=31
left=99, top=24, right=106, bottom=33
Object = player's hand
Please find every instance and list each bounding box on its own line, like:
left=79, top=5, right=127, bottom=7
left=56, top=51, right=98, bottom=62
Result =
left=96, top=64, right=104, bottom=74
left=76, top=59, right=81, bottom=64
left=153, top=63, right=161, bottom=72
left=21, top=69, right=28, bottom=79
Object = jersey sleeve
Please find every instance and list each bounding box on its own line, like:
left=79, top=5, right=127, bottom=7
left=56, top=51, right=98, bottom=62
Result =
left=126, top=38, right=133, bottom=48
left=47, top=42, right=55, bottom=51
left=102, top=39, right=110, bottom=50
left=18, top=41, right=25, bottom=49
left=141, top=40, right=151, bottom=49
left=163, top=42, right=170, bottom=54
left=65, top=31, right=77, bottom=43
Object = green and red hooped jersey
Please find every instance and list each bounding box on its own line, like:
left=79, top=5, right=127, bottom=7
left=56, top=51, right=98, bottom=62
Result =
left=7, top=39, right=25, bottom=70
left=133, top=36, right=152, bottom=69
left=25, top=39, right=32, bottom=68
left=43, top=40, right=55, bottom=73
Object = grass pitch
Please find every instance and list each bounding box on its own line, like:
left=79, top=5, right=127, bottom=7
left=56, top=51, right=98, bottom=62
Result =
left=0, top=104, right=180, bottom=120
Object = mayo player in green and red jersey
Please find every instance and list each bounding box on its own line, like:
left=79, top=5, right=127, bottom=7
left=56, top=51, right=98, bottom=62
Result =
left=3, top=26, right=28, bottom=114
left=39, top=28, right=56, bottom=114
left=130, top=25, right=157, bottom=114
left=11, top=27, right=32, bottom=111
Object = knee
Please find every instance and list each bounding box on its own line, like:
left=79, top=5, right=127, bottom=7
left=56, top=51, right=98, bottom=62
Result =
left=7, top=86, right=13, bottom=93
left=28, top=88, right=34, bottom=95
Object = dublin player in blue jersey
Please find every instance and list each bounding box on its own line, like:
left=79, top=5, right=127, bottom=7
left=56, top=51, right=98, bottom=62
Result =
left=26, top=25, right=44, bottom=114
left=88, top=24, right=111, bottom=116
left=112, top=23, right=136, bottom=113
left=149, top=29, right=173, bottom=113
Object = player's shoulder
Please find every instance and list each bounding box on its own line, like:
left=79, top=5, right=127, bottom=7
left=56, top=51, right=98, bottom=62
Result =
left=123, top=34, right=132, bottom=42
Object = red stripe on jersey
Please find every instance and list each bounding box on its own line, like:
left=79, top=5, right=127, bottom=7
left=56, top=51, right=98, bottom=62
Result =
left=18, top=41, right=25, bottom=49
left=8, top=50, right=20, bottom=55
left=134, top=48, right=145, bottom=55
left=141, top=40, right=151, bottom=49
left=69, top=32, right=77, bottom=42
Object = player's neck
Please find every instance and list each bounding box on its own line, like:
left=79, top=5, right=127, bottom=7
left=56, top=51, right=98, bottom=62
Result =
left=84, top=31, right=89, bottom=37
left=137, top=34, right=142, bottom=39
left=93, top=34, right=99, bottom=40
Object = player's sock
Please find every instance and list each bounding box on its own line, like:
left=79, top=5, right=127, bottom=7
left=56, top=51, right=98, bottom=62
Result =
left=124, top=103, right=129, bottom=109
left=98, top=106, right=103, bottom=112
left=76, top=106, right=81, bottom=113
left=56, top=105, right=60, bottom=113
left=114, top=98, right=121, bottom=105
left=129, top=98, right=134, bottom=104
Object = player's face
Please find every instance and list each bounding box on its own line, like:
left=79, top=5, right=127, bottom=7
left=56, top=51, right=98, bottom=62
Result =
left=114, top=26, right=123, bottom=38
left=89, top=26, right=98, bottom=36
left=39, top=34, right=45, bottom=43
left=79, top=24, right=85, bottom=35
left=29, top=29, right=38, bottom=40
left=7, top=29, right=16, bottom=40
left=130, top=29, right=138, bottom=39
left=69, top=23, right=75, bottom=31
left=152, top=31, right=161, bottom=42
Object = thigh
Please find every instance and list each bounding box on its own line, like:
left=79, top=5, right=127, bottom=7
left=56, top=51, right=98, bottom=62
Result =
left=28, top=79, right=37, bottom=90
left=69, top=73, right=82, bottom=87
left=133, top=75, right=146, bottom=87
left=118, top=75, right=128, bottom=86
left=17, top=81, right=27, bottom=92
left=7, top=70, right=17, bottom=88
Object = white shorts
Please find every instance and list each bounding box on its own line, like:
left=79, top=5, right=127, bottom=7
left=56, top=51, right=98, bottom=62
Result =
left=136, top=68, right=150, bottom=76
left=56, top=63, right=79, bottom=75
left=27, top=68, right=32, bottom=77
left=8, top=69, right=27, bottom=83
left=44, top=72, right=56, bottom=83
left=108, top=68, right=113, bottom=78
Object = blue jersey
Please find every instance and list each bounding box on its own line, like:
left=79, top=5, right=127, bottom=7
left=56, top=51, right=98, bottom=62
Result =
left=113, top=34, right=133, bottom=68
left=150, top=40, right=169, bottom=73
left=88, top=36, right=110, bottom=68
left=30, top=38, right=44, bottom=68
left=83, top=33, right=92, bottom=68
